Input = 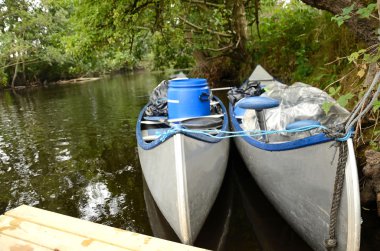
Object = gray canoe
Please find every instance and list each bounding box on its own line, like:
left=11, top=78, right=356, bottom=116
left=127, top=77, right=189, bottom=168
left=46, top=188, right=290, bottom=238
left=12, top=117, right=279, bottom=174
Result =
left=136, top=98, right=229, bottom=245
left=142, top=170, right=233, bottom=250
left=230, top=67, right=361, bottom=251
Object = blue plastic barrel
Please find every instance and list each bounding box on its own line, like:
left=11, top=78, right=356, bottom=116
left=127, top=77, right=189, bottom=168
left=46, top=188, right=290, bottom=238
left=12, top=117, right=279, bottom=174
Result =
left=168, top=78, right=210, bottom=120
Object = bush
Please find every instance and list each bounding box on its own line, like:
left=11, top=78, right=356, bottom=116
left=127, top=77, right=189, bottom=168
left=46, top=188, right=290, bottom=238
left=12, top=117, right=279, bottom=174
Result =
left=251, top=0, right=361, bottom=86
left=0, top=69, right=8, bottom=87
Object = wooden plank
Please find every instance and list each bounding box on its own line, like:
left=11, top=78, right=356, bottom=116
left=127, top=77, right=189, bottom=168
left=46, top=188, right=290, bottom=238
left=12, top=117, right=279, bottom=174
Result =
left=0, top=233, right=52, bottom=251
left=4, top=205, right=206, bottom=251
left=0, top=215, right=129, bottom=251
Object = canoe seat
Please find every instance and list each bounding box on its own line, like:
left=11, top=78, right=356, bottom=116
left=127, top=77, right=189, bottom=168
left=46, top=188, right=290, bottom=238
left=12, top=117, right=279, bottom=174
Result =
left=237, top=96, right=279, bottom=111
left=143, top=116, right=167, bottom=122
left=142, top=128, right=169, bottom=141
left=210, top=100, right=219, bottom=106
left=237, top=96, right=279, bottom=143
left=167, top=114, right=223, bottom=123
left=286, top=120, right=321, bottom=130
left=181, top=117, right=223, bottom=129
left=141, top=116, right=167, bottom=125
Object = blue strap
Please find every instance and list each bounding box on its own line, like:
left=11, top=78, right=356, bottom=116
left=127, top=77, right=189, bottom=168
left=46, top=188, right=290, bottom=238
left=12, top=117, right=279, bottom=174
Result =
left=286, top=120, right=321, bottom=130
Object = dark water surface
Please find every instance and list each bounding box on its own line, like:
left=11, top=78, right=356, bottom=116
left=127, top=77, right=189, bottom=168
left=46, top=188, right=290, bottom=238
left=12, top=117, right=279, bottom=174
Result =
left=0, top=72, right=378, bottom=250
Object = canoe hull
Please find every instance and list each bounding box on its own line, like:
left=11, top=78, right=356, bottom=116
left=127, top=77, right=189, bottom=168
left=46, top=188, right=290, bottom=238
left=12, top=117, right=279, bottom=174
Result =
left=233, top=135, right=360, bottom=251
left=138, top=134, right=229, bottom=244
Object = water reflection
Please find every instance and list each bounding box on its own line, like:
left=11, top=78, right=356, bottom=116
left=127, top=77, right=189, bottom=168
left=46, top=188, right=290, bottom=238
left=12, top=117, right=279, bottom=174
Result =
left=79, top=181, right=125, bottom=221
left=230, top=145, right=312, bottom=251
left=0, top=72, right=378, bottom=250
left=0, top=72, right=161, bottom=235
left=142, top=171, right=233, bottom=250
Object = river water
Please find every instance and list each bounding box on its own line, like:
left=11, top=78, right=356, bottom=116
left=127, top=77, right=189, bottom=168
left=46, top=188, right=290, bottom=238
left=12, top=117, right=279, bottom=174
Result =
left=0, top=72, right=378, bottom=250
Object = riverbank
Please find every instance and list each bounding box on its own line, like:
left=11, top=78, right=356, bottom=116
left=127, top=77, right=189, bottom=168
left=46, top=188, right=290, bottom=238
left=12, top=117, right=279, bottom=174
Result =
left=56, top=77, right=101, bottom=85
left=0, top=77, right=102, bottom=92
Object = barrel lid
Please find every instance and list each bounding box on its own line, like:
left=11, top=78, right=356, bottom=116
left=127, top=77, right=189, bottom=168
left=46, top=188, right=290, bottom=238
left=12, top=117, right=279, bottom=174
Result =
left=169, top=78, right=208, bottom=88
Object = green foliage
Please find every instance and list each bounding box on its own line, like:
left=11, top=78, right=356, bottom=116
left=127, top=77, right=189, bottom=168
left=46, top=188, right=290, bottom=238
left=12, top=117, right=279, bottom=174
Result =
left=356, top=3, right=377, bottom=19
left=328, top=86, right=341, bottom=97
left=0, top=0, right=250, bottom=83
left=252, top=0, right=363, bottom=93
left=336, top=92, right=354, bottom=107
left=322, top=2, right=380, bottom=150
left=322, top=102, right=334, bottom=115
left=0, top=69, right=8, bottom=87
left=373, top=100, right=380, bottom=112
left=64, top=0, right=198, bottom=72
left=252, top=1, right=321, bottom=81
left=293, top=46, right=313, bottom=80
left=0, top=0, right=260, bottom=84
left=322, top=85, right=354, bottom=114
left=252, top=0, right=359, bottom=87
left=369, top=138, right=380, bottom=151
left=0, top=0, right=74, bottom=86
left=151, top=30, right=194, bottom=70
left=331, top=4, right=355, bottom=26
left=348, top=49, right=367, bottom=63
left=331, top=2, right=378, bottom=26
left=0, top=0, right=375, bottom=89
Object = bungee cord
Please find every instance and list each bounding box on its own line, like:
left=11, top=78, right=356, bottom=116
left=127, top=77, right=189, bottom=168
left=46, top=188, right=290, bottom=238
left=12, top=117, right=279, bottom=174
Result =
left=158, top=124, right=353, bottom=142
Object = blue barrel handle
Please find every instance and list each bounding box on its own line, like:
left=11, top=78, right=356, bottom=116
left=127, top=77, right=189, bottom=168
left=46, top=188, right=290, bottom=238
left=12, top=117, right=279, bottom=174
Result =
left=199, top=92, right=210, bottom=102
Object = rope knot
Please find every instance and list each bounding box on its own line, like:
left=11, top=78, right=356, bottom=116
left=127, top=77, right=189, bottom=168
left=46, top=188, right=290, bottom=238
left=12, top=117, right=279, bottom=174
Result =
left=325, top=238, right=337, bottom=249
left=322, top=125, right=349, bottom=141
left=159, top=126, right=182, bottom=142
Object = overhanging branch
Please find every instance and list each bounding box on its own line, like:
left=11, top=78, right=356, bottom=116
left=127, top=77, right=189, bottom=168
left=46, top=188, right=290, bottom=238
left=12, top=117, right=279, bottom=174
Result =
left=178, top=16, right=232, bottom=37
left=184, top=0, right=223, bottom=8
left=206, top=44, right=234, bottom=52
left=1, top=58, right=40, bottom=69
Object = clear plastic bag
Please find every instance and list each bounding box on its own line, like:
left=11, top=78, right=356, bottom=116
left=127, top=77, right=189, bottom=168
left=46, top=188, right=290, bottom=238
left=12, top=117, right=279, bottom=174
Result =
left=242, top=81, right=350, bottom=142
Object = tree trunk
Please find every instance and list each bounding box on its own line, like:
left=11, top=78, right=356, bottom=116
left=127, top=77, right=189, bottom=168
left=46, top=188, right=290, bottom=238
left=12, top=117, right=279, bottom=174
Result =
left=22, top=60, right=26, bottom=85
left=227, top=0, right=248, bottom=59
left=230, top=0, right=252, bottom=81
left=301, top=0, right=378, bottom=45
left=377, top=0, right=380, bottom=26
left=232, top=0, right=248, bottom=54
left=11, top=59, right=19, bottom=90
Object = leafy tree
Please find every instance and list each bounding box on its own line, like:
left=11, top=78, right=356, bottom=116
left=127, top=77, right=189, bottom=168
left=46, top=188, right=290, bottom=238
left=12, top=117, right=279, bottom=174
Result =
left=1, top=0, right=377, bottom=88
left=300, top=0, right=379, bottom=45
left=0, top=0, right=71, bottom=88
left=66, top=0, right=260, bottom=82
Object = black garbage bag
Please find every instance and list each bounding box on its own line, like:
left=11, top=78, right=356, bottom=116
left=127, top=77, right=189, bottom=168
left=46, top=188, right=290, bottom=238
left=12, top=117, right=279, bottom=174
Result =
left=227, top=80, right=265, bottom=105
left=145, top=80, right=169, bottom=116
left=145, top=73, right=188, bottom=117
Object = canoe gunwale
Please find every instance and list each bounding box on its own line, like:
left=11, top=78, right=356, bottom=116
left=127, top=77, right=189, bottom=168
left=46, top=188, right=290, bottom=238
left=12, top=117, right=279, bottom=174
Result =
left=229, top=103, right=335, bottom=151
left=173, top=134, right=191, bottom=244
left=136, top=96, right=229, bottom=150
left=345, top=139, right=361, bottom=251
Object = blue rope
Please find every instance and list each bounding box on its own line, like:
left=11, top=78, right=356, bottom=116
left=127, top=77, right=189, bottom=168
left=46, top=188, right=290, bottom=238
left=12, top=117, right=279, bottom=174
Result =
left=159, top=125, right=352, bottom=142
left=335, top=130, right=353, bottom=142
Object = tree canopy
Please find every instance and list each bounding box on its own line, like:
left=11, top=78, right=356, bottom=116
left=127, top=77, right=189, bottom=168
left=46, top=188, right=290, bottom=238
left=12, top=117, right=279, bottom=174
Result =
left=0, top=0, right=379, bottom=88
